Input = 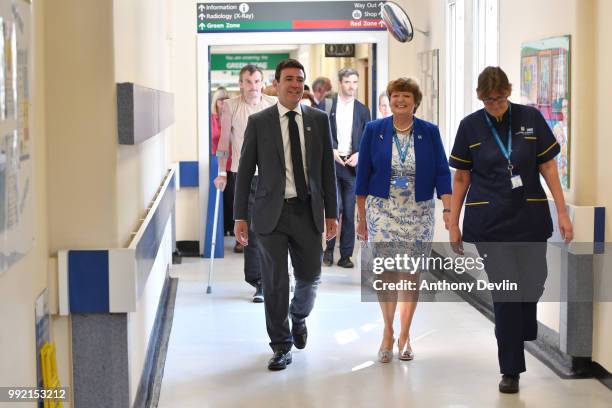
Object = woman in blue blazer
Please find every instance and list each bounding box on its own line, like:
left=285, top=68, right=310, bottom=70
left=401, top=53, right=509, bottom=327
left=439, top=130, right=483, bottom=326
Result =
left=355, top=78, right=451, bottom=363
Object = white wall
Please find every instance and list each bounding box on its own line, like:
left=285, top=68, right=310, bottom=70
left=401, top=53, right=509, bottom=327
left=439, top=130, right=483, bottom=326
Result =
left=592, top=0, right=612, bottom=371
left=43, top=0, right=120, bottom=403
left=113, top=0, right=173, bottom=247
left=0, top=0, right=50, bottom=401
left=112, top=1, right=176, bottom=402
left=172, top=0, right=200, bottom=242
left=45, top=0, right=118, bottom=252
left=499, top=0, right=591, bottom=206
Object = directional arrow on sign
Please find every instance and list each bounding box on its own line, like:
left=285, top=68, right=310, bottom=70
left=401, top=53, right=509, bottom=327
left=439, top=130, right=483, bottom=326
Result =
left=198, top=4, right=205, bottom=12
left=199, top=13, right=205, bottom=20
left=199, top=22, right=205, bottom=30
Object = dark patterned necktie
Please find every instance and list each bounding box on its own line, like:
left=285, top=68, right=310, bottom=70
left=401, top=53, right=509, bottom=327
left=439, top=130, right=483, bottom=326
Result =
left=285, top=110, right=308, bottom=200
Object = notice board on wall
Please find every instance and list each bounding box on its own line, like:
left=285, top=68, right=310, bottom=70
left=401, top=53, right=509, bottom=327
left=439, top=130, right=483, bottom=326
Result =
left=520, top=36, right=571, bottom=190
left=0, top=0, right=33, bottom=276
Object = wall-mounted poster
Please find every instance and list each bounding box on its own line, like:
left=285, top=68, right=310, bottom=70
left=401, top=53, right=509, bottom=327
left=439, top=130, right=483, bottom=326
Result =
left=520, top=35, right=570, bottom=189
left=417, top=49, right=439, bottom=126
left=0, top=0, right=33, bottom=276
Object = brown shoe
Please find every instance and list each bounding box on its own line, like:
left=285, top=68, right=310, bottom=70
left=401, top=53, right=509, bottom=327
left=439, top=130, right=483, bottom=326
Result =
left=233, top=242, right=244, bottom=253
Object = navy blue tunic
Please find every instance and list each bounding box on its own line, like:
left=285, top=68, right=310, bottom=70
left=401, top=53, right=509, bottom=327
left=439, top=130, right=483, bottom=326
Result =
left=449, top=103, right=560, bottom=243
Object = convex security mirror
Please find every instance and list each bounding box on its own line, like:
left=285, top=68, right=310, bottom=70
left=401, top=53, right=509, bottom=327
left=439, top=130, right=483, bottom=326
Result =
left=381, top=1, right=414, bottom=43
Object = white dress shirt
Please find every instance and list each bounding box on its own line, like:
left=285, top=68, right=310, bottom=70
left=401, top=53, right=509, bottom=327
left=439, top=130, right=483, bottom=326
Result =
left=335, top=97, right=354, bottom=156
left=277, top=103, right=309, bottom=198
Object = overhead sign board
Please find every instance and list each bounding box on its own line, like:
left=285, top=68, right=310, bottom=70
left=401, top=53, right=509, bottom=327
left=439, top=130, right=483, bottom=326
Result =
left=211, top=53, right=290, bottom=72
left=197, top=2, right=386, bottom=33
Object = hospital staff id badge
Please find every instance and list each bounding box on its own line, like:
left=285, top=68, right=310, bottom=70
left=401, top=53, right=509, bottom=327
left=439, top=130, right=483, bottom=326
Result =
left=393, top=177, right=408, bottom=188
left=511, top=175, right=523, bottom=189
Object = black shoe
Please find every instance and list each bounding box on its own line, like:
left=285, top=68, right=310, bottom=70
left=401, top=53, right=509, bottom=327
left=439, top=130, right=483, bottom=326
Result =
left=323, top=248, right=333, bottom=266
left=499, top=374, right=520, bottom=393
left=252, top=285, right=264, bottom=303
left=292, top=320, right=308, bottom=349
left=233, top=242, right=244, bottom=253
left=268, top=350, right=292, bottom=370
left=337, top=257, right=354, bottom=268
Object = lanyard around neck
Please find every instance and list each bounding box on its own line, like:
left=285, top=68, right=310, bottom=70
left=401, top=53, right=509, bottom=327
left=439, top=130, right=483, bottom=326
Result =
left=484, top=104, right=513, bottom=165
left=392, top=130, right=411, bottom=164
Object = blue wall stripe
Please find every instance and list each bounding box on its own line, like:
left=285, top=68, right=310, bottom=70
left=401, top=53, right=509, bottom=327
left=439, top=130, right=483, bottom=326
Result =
left=594, top=207, right=605, bottom=254
left=68, top=250, right=110, bottom=313
left=204, top=155, right=225, bottom=258
left=179, top=161, right=199, bottom=187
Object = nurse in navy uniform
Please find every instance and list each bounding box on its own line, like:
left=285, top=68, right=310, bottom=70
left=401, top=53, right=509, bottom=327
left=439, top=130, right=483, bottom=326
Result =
left=448, top=67, right=573, bottom=394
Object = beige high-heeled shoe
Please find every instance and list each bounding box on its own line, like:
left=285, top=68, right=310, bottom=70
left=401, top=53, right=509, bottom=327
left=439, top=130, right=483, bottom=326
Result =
left=398, top=338, right=414, bottom=361
left=378, top=338, right=395, bottom=363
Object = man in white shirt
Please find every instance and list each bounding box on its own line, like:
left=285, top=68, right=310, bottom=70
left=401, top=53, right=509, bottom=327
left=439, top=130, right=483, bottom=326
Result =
left=323, top=68, right=371, bottom=268
left=233, top=59, right=337, bottom=370
left=214, top=64, right=277, bottom=302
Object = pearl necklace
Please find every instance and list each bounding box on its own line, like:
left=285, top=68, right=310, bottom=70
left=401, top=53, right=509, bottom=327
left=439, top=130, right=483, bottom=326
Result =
left=393, top=121, right=413, bottom=133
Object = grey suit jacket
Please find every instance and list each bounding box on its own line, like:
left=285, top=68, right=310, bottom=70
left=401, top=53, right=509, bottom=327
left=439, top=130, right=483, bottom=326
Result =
left=234, top=103, right=338, bottom=234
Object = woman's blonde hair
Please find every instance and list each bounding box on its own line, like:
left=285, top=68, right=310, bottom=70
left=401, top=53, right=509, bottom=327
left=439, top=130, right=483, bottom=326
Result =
left=211, top=87, right=229, bottom=115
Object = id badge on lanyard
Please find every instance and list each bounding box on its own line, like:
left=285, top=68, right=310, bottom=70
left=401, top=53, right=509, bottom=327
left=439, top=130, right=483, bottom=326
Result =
left=392, top=131, right=411, bottom=189
left=484, top=105, right=523, bottom=190
left=393, top=177, right=408, bottom=188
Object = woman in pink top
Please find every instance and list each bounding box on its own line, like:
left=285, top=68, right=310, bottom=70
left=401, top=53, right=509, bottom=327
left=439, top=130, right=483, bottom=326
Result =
left=211, top=87, right=230, bottom=168
left=211, top=87, right=241, bottom=249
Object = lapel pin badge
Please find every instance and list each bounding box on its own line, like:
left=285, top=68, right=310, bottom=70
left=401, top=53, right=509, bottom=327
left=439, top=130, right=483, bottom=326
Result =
left=418, top=135, right=422, bottom=139
left=306, top=126, right=311, bottom=131
left=379, top=134, right=384, bottom=140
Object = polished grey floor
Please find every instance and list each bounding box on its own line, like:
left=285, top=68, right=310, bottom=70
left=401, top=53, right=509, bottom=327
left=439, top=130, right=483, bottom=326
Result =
left=158, top=238, right=611, bottom=408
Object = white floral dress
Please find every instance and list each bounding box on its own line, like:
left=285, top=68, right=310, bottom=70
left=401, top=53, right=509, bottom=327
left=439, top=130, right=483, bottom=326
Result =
left=365, top=129, right=435, bottom=263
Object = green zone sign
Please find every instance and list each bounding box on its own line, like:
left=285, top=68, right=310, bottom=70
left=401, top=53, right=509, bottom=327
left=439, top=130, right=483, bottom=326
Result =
left=197, top=2, right=386, bottom=33
left=211, top=53, right=290, bottom=72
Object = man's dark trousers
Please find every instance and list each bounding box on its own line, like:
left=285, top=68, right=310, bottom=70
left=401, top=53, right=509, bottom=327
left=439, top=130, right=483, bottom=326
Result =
left=244, top=176, right=262, bottom=287
left=326, top=163, right=356, bottom=259
left=257, top=198, right=322, bottom=352
left=223, top=172, right=236, bottom=235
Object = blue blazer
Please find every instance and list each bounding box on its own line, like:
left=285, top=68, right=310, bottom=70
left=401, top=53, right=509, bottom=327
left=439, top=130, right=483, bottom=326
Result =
left=355, top=116, right=452, bottom=201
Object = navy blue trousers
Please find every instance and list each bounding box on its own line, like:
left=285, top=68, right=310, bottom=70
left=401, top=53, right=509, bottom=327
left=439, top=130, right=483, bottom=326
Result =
left=326, top=163, right=356, bottom=259
left=476, top=242, right=548, bottom=375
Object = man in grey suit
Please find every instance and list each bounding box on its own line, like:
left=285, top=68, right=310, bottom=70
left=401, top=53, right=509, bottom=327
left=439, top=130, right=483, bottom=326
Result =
left=234, top=59, right=338, bottom=371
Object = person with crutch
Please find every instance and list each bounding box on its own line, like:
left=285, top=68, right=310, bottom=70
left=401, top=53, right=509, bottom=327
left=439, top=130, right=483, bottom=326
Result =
left=214, top=64, right=277, bottom=303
